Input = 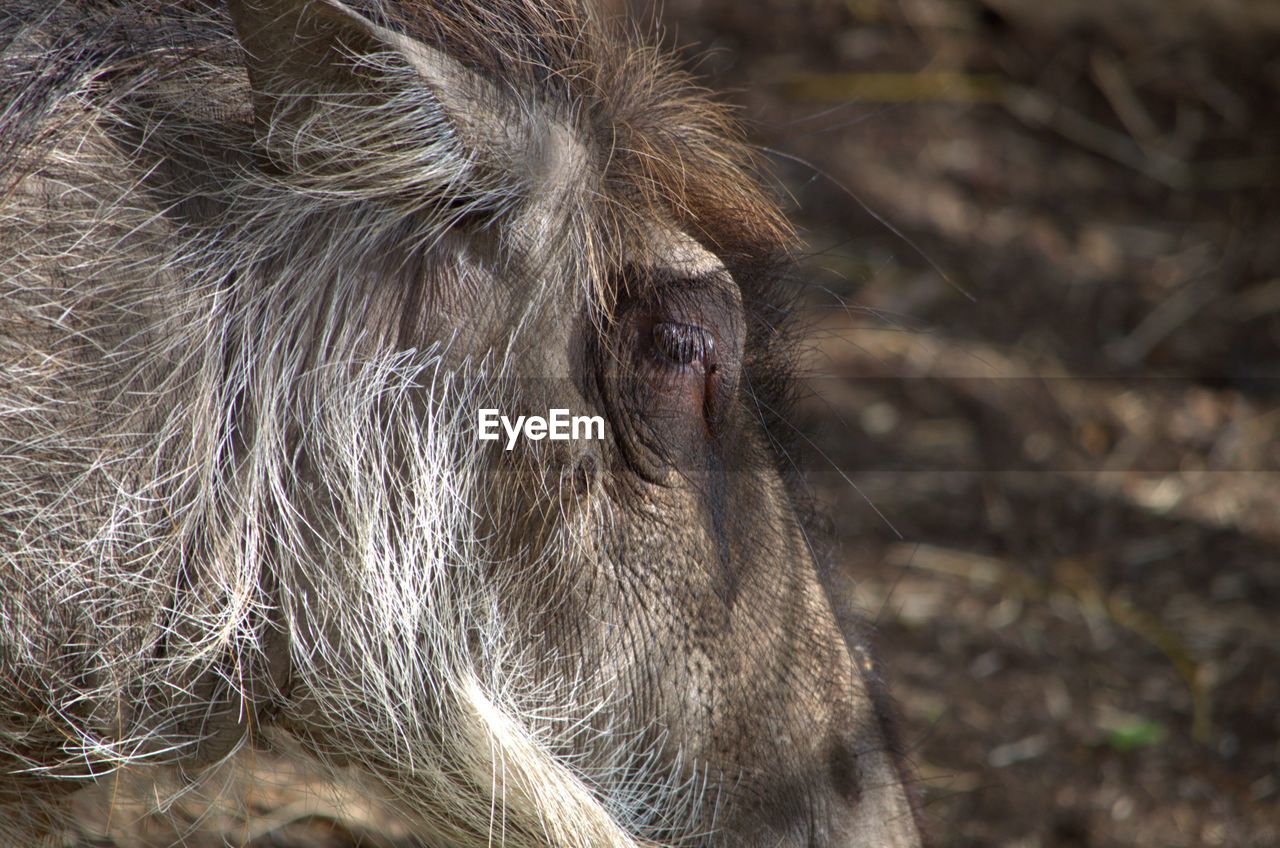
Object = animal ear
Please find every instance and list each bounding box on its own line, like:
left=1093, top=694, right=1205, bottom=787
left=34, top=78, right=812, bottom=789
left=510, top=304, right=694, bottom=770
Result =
left=227, top=0, right=511, bottom=159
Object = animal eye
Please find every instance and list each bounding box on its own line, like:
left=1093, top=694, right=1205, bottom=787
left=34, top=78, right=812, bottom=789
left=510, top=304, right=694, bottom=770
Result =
left=598, top=287, right=743, bottom=477
left=652, top=321, right=713, bottom=369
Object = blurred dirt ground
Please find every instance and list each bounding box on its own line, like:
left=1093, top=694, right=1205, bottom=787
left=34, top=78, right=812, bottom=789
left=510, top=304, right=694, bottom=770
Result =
left=71, top=1, right=1279, bottom=846
left=658, top=0, right=1278, bottom=845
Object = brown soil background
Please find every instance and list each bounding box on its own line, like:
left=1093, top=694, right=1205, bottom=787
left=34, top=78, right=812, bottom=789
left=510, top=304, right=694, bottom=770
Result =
left=672, top=1, right=1280, bottom=844
left=71, top=1, right=1279, bottom=846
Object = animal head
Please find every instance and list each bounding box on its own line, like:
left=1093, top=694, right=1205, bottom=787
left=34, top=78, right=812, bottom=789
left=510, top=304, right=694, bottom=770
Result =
left=0, top=0, right=920, bottom=843
left=213, top=1, right=922, bottom=845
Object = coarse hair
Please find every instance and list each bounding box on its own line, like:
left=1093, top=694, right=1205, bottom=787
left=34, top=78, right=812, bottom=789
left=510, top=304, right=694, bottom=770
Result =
left=0, top=1, right=795, bottom=845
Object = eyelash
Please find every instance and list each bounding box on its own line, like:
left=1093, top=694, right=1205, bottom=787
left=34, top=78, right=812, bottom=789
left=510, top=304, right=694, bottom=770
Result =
left=652, top=321, right=714, bottom=370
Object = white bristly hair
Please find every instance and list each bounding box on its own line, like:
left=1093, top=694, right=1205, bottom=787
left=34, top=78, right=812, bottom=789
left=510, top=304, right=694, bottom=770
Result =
left=0, top=2, right=717, bottom=845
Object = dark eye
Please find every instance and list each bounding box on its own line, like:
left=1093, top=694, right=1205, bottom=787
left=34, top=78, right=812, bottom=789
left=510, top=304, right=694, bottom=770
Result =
left=653, top=321, right=714, bottom=369
left=596, top=282, right=744, bottom=479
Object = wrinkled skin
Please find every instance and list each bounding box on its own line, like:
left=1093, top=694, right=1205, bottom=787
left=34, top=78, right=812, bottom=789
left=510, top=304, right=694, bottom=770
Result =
left=0, top=1, right=923, bottom=845
left=474, top=235, right=923, bottom=844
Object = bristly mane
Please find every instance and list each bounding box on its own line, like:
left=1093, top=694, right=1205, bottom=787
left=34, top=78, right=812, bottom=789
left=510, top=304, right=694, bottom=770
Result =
left=0, top=2, right=806, bottom=846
